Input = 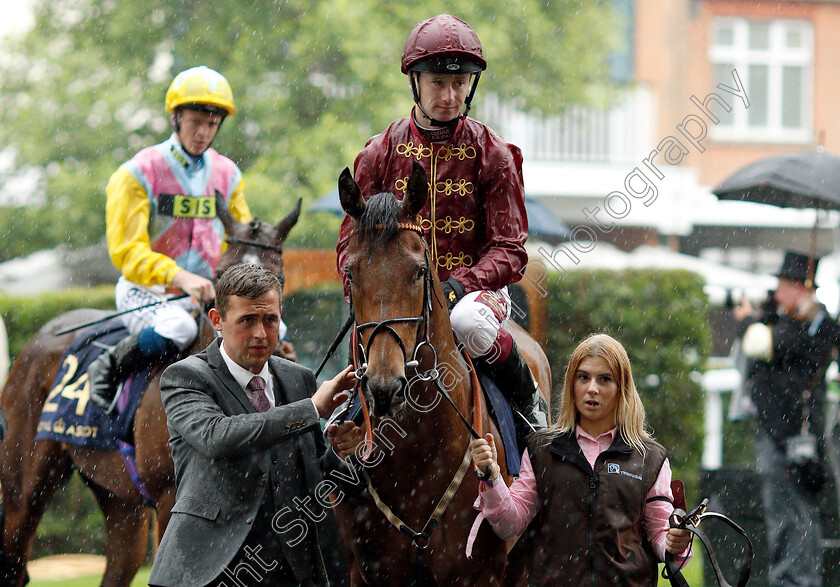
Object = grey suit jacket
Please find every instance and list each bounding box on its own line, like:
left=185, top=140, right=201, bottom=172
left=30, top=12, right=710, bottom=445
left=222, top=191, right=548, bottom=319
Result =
left=149, top=338, right=329, bottom=587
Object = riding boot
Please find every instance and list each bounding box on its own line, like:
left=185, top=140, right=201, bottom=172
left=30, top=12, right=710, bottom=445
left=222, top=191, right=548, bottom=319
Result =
left=88, top=329, right=179, bottom=412
left=484, top=342, right=548, bottom=453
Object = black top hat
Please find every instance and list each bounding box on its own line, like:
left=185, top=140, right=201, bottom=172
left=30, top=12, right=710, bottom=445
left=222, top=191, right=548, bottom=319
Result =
left=776, top=251, right=819, bottom=284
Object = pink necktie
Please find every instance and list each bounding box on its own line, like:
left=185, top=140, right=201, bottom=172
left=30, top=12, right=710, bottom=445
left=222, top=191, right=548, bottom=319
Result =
left=247, top=376, right=270, bottom=413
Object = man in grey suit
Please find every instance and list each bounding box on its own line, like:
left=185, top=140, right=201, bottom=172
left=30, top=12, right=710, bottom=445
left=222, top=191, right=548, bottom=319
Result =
left=149, top=263, right=355, bottom=587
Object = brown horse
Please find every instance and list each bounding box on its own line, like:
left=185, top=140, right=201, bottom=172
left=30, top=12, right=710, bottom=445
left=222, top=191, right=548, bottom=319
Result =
left=0, top=195, right=301, bottom=586
left=332, top=162, right=551, bottom=586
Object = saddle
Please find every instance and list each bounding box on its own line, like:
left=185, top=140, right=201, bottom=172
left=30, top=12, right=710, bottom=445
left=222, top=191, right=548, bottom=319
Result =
left=35, top=320, right=160, bottom=506
left=35, top=320, right=155, bottom=451
left=475, top=370, right=522, bottom=476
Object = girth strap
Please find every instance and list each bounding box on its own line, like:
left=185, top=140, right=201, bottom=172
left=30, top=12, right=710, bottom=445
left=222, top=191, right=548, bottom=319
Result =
left=359, top=444, right=473, bottom=549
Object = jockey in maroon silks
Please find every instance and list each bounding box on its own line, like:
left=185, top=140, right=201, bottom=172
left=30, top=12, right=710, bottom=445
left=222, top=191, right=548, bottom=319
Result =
left=336, top=14, right=547, bottom=444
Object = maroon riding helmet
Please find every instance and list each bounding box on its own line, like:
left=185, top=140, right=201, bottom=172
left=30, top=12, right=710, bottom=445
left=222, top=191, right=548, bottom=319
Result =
left=401, top=14, right=487, bottom=126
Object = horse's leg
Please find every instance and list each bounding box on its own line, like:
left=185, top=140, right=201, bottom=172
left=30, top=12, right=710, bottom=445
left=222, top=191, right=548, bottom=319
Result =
left=151, top=485, right=176, bottom=544
left=1, top=440, right=72, bottom=587
left=0, top=326, right=72, bottom=586
left=133, top=379, right=176, bottom=544
left=501, top=537, right=528, bottom=587
left=87, top=480, right=149, bottom=587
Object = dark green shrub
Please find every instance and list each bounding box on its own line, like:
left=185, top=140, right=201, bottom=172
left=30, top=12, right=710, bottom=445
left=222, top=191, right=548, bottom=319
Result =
left=31, top=474, right=107, bottom=558
left=282, top=284, right=350, bottom=380
left=0, top=286, right=115, bottom=361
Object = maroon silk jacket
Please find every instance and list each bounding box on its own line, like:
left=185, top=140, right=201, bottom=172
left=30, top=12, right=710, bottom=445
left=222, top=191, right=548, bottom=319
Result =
left=336, top=115, right=529, bottom=297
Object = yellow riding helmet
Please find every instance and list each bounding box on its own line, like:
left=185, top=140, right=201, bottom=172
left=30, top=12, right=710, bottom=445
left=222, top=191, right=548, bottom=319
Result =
left=165, top=66, right=236, bottom=116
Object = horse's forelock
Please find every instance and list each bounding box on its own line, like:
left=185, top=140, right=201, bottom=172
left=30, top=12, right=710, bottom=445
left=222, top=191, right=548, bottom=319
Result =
left=354, top=192, right=402, bottom=253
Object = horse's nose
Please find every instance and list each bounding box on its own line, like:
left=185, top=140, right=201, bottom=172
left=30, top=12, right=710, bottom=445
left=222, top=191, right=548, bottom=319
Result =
left=365, top=374, right=408, bottom=417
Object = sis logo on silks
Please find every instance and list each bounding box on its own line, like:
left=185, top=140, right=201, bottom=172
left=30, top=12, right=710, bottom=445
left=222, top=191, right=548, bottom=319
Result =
left=606, top=463, right=643, bottom=480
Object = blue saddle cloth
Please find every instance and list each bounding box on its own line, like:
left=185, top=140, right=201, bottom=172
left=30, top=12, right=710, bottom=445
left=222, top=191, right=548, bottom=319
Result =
left=341, top=368, right=522, bottom=477
left=476, top=371, right=521, bottom=477
left=35, top=320, right=152, bottom=450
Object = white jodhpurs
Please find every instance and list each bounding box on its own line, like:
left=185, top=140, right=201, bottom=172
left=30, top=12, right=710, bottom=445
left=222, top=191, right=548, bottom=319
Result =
left=115, top=277, right=289, bottom=351
left=115, top=277, right=199, bottom=351
left=449, top=287, right=511, bottom=360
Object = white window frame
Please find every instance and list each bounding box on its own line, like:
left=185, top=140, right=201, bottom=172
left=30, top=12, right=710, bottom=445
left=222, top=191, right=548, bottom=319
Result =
left=709, top=17, right=813, bottom=144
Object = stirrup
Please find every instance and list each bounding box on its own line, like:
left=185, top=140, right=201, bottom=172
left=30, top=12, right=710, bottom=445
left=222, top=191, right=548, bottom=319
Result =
left=102, top=382, right=125, bottom=416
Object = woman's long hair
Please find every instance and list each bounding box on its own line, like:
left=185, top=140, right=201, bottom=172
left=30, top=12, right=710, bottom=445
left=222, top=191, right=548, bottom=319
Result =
left=539, top=333, right=651, bottom=453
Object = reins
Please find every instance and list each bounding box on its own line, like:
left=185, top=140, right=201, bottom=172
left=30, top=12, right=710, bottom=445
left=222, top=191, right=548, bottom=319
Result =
left=55, top=293, right=191, bottom=336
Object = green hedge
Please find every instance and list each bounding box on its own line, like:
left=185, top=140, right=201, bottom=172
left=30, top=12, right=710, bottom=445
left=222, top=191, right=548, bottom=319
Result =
left=283, top=283, right=350, bottom=379
left=0, top=285, right=116, bottom=361
left=0, top=286, right=116, bottom=558
left=543, top=268, right=711, bottom=500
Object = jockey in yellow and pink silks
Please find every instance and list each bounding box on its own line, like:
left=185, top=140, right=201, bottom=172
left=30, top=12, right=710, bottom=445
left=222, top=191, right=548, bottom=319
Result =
left=89, top=66, right=285, bottom=411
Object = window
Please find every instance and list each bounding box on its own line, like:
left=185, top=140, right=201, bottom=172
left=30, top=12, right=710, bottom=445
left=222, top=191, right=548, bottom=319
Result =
left=608, top=0, right=634, bottom=84
left=709, top=17, right=813, bottom=143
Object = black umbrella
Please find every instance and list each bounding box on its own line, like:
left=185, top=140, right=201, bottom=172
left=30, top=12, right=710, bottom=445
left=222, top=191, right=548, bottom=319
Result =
left=310, top=189, right=569, bottom=241
left=712, top=149, right=840, bottom=286
left=712, top=149, right=840, bottom=210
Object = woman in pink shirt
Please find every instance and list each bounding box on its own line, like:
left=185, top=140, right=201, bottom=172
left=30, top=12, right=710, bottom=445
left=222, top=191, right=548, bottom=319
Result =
left=468, top=333, right=692, bottom=586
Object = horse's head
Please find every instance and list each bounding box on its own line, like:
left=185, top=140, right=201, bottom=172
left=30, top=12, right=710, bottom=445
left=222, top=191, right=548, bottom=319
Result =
left=214, top=190, right=301, bottom=280
left=340, top=161, right=435, bottom=418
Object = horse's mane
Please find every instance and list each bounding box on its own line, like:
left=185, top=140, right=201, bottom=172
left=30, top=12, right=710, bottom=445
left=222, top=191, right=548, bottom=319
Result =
left=353, top=191, right=403, bottom=254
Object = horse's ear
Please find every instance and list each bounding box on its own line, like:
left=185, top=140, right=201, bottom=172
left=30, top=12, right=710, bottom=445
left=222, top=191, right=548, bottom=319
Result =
left=274, top=197, right=302, bottom=243
left=338, top=167, right=365, bottom=219
left=216, top=190, right=238, bottom=235
left=402, top=161, right=428, bottom=220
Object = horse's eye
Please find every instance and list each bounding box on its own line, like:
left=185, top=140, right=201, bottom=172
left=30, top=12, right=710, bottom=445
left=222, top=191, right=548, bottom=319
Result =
left=415, top=267, right=427, bottom=281
left=345, top=268, right=353, bottom=283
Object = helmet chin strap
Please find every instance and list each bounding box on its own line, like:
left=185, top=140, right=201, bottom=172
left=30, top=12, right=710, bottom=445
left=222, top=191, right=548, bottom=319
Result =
left=409, top=71, right=482, bottom=128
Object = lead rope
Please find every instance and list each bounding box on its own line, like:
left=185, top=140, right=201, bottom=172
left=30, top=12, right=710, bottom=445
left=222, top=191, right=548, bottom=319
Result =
left=663, top=499, right=753, bottom=587
left=357, top=346, right=489, bottom=548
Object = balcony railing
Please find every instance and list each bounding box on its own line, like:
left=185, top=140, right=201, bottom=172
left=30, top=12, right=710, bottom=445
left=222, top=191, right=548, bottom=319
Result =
left=478, top=85, right=654, bottom=166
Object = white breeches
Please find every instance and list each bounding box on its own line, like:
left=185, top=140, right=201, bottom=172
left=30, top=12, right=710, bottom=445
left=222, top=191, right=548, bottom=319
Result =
left=115, top=278, right=200, bottom=350
left=115, top=277, right=288, bottom=350
left=449, top=287, right=511, bottom=359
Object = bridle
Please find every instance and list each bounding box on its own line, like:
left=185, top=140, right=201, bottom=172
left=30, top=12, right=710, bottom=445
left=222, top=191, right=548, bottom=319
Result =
left=222, top=219, right=286, bottom=255
left=334, top=222, right=492, bottom=551
left=351, top=222, right=435, bottom=382
left=224, top=236, right=284, bottom=255
left=347, top=222, right=483, bottom=441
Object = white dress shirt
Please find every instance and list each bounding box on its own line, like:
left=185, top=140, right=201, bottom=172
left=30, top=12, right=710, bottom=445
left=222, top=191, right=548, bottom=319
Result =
left=219, top=341, right=276, bottom=408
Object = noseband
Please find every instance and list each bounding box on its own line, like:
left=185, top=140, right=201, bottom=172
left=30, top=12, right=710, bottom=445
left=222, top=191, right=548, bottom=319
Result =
left=347, top=223, right=486, bottom=445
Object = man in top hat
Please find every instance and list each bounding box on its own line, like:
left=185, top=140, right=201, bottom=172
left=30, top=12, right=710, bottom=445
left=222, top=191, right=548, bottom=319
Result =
left=734, top=251, right=840, bottom=586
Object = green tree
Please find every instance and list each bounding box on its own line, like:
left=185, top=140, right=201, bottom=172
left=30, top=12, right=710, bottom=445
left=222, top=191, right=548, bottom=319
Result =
left=0, top=0, right=619, bottom=258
